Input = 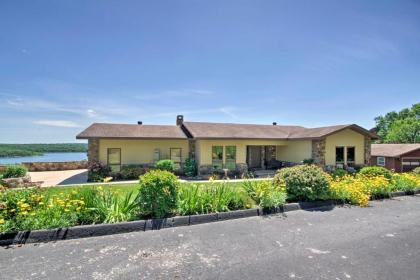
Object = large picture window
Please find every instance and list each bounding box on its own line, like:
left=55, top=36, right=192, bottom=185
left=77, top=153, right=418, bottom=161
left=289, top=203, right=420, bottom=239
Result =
left=225, top=146, right=236, bottom=170
left=107, top=148, right=121, bottom=172
left=212, top=146, right=223, bottom=169
left=335, top=147, right=344, bottom=164
left=346, top=147, right=355, bottom=166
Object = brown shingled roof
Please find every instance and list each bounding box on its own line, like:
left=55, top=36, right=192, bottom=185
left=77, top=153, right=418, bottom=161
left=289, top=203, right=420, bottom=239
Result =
left=182, top=122, right=376, bottom=140
left=182, top=122, right=303, bottom=139
left=76, top=120, right=376, bottom=140
left=371, top=144, right=420, bottom=157
left=76, top=123, right=188, bottom=139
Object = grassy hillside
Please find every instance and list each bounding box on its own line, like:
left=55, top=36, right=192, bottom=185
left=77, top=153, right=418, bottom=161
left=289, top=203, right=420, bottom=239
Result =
left=0, top=143, right=88, bottom=158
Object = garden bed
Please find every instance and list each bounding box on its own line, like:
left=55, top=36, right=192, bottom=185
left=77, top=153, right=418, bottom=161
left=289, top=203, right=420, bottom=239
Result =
left=2, top=166, right=420, bottom=246
left=2, top=191, right=419, bottom=246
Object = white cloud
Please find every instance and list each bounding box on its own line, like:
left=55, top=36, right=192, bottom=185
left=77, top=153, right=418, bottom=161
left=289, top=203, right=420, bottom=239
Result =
left=219, top=106, right=239, bottom=119
left=33, top=120, right=81, bottom=128
left=86, top=109, right=98, bottom=118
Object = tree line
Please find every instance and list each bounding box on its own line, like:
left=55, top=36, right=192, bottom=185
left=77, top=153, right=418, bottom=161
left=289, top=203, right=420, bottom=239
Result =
left=0, top=143, right=87, bottom=158
left=374, top=103, right=420, bottom=143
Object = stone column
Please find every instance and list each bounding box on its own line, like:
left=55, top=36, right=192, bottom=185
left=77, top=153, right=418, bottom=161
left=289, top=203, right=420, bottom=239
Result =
left=364, top=136, right=371, bottom=165
left=88, top=138, right=99, bottom=163
left=311, top=139, right=326, bottom=166
left=261, top=146, right=265, bottom=169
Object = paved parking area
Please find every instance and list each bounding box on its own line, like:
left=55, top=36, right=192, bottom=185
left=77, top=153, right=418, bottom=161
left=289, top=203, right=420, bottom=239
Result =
left=29, top=169, right=88, bottom=187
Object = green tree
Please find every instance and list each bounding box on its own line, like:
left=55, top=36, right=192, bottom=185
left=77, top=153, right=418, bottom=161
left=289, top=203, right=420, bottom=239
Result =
left=386, top=118, right=420, bottom=143
left=374, top=103, right=420, bottom=143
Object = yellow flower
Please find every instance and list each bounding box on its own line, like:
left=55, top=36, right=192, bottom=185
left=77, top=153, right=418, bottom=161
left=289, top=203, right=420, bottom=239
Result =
left=103, top=177, right=113, bottom=183
left=0, top=218, right=4, bottom=224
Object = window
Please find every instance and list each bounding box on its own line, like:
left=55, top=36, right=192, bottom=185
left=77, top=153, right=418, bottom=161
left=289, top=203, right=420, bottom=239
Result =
left=153, top=149, right=160, bottom=162
left=225, top=146, right=236, bottom=170
left=335, top=147, right=344, bottom=164
left=212, top=146, right=223, bottom=169
left=170, top=148, right=182, bottom=169
left=377, top=157, right=385, bottom=166
left=347, top=147, right=355, bottom=166
left=107, top=148, right=121, bottom=172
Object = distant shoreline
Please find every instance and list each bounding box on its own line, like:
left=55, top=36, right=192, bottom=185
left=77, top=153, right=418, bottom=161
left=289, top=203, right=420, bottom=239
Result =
left=0, top=143, right=88, bottom=158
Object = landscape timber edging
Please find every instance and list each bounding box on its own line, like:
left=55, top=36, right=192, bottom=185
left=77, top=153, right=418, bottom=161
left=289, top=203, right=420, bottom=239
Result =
left=1, top=191, right=419, bottom=246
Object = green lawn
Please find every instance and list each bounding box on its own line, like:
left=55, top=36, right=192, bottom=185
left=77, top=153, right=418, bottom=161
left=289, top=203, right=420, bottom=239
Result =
left=39, top=180, right=263, bottom=197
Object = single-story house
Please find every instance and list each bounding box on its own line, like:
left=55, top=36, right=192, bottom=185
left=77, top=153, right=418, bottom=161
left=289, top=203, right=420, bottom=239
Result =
left=370, top=144, right=420, bottom=172
left=76, top=115, right=377, bottom=174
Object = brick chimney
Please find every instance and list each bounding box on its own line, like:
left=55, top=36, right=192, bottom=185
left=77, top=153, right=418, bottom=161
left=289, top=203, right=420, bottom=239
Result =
left=176, top=115, right=184, bottom=126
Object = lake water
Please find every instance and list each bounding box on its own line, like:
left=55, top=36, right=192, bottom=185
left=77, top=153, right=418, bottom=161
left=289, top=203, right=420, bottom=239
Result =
left=0, top=152, right=87, bottom=164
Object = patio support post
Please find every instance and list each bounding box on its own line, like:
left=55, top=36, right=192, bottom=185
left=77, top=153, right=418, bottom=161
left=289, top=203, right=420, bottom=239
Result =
left=261, top=146, right=266, bottom=169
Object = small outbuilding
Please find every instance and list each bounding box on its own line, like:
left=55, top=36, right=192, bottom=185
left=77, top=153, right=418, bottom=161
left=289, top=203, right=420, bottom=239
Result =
left=370, top=144, right=420, bottom=172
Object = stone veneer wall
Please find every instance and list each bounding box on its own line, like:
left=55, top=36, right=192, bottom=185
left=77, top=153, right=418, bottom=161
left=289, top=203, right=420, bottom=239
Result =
left=188, top=140, right=196, bottom=160
left=22, top=161, right=88, bottom=171
left=364, top=136, right=371, bottom=165
left=88, top=138, right=99, bottom=163
left=311, top=139, right=326, bottom=166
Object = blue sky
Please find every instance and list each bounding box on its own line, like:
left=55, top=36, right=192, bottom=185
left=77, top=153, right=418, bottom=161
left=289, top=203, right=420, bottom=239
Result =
left=1, top=0, right=419, bottom=143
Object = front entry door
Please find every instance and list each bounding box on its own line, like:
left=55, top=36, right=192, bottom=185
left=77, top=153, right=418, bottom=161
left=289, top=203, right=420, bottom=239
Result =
left=247, top=146, right=262, bottom=169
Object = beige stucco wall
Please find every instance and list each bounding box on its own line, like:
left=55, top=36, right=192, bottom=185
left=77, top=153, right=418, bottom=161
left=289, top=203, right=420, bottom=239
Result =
left=98, top=139, right=189, bottom=165
left=325, top=129, right=365, bottom=165
left=276, top=140, right=312, bottom=163
left=196, top=139, right=288, bottom=166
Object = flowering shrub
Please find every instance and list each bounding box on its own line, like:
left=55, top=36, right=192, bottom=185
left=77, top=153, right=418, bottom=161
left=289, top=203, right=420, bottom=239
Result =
left=329, top=174, right=371, bottom=207
left=329, top=171, right=420, bottom=206
left=331, top=168, right=348, bottom=179
left=0, top=188, right=87, bottom=232
left=137, top=170, right=178, bottom=218
left=274, top=165, right=330, bottom=201
left=391, top=173, right=420, bottom=192
left=359, top=166, right=392, bottom=180
left=2, top=165, right=27, bottom=179
left=412, top=167, right=420, bottom=175
left=119, top=165, right=149, bottom=180
left=87, top=160, right=111, bottom=182
left=155, top=160, right=175, bottom=172
left=184, top=158, right=197, bottom=177
left=0, top=186, right=141, bottom=233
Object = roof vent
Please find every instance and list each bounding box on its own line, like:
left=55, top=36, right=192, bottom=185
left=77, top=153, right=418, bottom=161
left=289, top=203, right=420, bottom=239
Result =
left=138, top=121, right=143, bottom=125
left=273, top=122, right=277, bottom=126
left=176, top=115, right=184, bottom=126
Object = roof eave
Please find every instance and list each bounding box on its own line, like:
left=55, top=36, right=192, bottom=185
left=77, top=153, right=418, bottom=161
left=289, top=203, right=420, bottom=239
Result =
left=75, top=136, right=187, bottom=140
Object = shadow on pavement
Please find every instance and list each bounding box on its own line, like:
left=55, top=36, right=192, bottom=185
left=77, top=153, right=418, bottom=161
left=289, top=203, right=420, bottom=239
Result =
left=58, top=171, right=88, bottom=185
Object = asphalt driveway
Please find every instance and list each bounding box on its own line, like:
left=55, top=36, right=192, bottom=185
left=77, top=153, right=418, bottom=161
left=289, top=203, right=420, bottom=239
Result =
left=1, top=196, right=419, bottom=280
